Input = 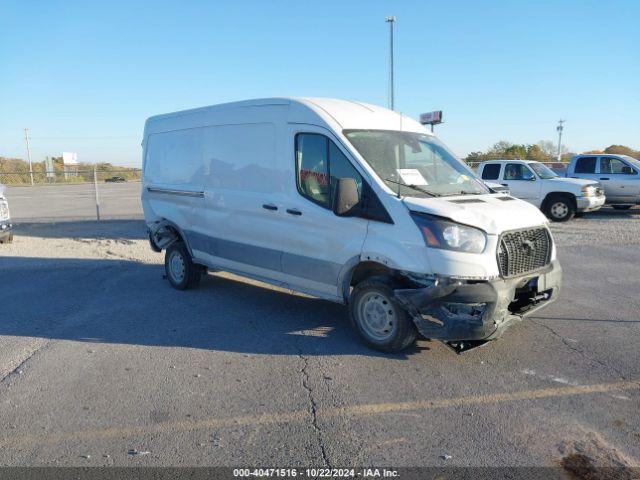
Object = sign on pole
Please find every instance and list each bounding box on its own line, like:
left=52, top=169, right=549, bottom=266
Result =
left=62, top=152, right=78, bottom=165
left=419, top=111, right=443, bottom=126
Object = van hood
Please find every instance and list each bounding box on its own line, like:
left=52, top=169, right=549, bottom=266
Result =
left=402, top=194, right=548, bottom=235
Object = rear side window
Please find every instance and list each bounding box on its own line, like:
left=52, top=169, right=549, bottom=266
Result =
left=296, top=133, right=362, bottom=209
left=481, top=163, right=501, bottom=180
left=574, top=156, right=596, bottom=174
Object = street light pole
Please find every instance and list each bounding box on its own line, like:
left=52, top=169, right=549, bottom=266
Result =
left=556, top=119, right=565, bottom=162
left=24, top=128, right=34, bottom=186
left=385, top=16, right=396, bottom=110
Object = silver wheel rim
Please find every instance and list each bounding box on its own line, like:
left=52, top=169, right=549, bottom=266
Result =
left=551, top=201, right=569, bottom=219
left=168, top=251, right=186, bottom=282
left=356, top=291, right=396, bottom=341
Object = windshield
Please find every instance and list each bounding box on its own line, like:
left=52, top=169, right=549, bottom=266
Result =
left=620, top=155, right=640, bottom=169
left=529, top=162, right=559, bottom=179
left=343, top=130, right=488, bottom=197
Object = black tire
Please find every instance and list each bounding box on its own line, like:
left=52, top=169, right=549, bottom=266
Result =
left=544, top=194, right=575, bottom=222
left=164, top=242, right=202, bottom=290
left=612, top=205, right=632, bottom=210
left=348, top=276, right=417, bottom=352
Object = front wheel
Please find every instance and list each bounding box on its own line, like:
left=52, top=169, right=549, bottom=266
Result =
left=165, top=242, right=203, bottom=290
left=349, top=276, right=417, bottom=352
left=545, top=195, right=575, bottom=222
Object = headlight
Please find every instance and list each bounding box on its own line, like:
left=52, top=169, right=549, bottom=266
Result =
left=410, top=212, right=487, bottom=254
left=581, top=185, right=596, bottom=197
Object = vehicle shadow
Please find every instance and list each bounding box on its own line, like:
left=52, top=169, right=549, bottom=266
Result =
left=2, top=256, right=428, bottom=359
left=581, top=206, right=640, bottom=219
left=12, top=220, right=147, bottom=240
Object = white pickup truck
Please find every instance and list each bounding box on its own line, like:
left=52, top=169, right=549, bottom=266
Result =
left=566, top=154, right=640, bottom=210
left=477, top=159, right=605, bottom=221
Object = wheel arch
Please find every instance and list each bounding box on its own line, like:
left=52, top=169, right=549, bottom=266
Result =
left=149, top=218, right=194, bottom=256
left=542, top=191, right=577, bottom=211
left=339, top=260, right=397, bottom=303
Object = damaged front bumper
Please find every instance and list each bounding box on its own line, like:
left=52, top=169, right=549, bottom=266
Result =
left=395, top=260, right=562, bottom=342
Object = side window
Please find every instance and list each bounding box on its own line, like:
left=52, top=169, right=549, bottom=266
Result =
left=504, top=163, right=534, bottom=180
left=295, top=133, right=363, bottom=209
left=574, top=156, right=596, bottom=174
left=601, top=157, right=635, bottom=175
left=296, top=134, right=329, bottom=206
left=481, top=163, right=501, bottom=180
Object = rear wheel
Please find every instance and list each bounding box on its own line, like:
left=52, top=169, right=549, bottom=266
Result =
left=165, top=242, right=203, bottom=290
left=612, top=205, right=632, bottom=210
left=545, top=194, right=575, bottom=222
left=349, top=276, right=417, bottom=352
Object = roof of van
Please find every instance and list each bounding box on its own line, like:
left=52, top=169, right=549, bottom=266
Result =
left=144, top=97, right=429, bottom=136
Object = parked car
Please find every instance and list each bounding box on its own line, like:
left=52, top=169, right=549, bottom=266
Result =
left=477, top=159, right=605, bottom=222
left=0, top=184, right=13, bottom=244
left=105, top=176, right=126, bottom=183
left=142, top=98, right=561, bottom=353
left=566, top=154, right=640, bottom=210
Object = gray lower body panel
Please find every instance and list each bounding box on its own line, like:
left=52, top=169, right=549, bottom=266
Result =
left=186, top=230, right=342, bottom=285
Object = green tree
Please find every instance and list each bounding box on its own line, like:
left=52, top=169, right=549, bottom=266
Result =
left=604, top=145, right=639, bottom=157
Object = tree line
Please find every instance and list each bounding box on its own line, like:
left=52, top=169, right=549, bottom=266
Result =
left=0, top=156, right=141, bottom=185
left=464, top=142, right=639, bottom=163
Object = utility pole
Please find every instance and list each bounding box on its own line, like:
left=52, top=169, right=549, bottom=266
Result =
left=24, top=128, right=34, bottom=186
left=556, top=119, right=565, bottom=162
left=93, top=163, right=101, bottom=221
left=385, top=16, right=396, bottom=110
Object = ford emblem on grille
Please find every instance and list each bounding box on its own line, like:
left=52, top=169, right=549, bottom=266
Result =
left=521, top=239, right=535, bottom=253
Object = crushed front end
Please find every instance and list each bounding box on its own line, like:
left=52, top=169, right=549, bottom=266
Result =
left=395, top=226, right=562, bottom=343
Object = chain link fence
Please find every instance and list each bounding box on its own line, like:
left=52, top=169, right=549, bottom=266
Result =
left=0, top=167, right=141, bottom=186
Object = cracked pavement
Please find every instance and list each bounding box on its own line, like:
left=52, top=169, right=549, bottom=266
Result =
left=0, top=215, right=639, bottom=467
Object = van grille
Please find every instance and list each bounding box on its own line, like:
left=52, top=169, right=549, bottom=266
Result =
left=497, top=227, right=551, bottom=278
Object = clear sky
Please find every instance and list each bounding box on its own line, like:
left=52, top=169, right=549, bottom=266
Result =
left=1, top=0, right=638, bottom=166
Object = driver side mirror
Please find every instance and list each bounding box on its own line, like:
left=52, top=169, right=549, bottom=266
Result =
left=333, top=178, right=360, bottom=216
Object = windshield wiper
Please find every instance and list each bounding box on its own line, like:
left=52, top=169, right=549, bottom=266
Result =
left=384, top=178, right=438, bottom=197
left=439, top=190, right=484, bottom=197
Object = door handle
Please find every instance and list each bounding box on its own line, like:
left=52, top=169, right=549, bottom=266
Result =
left=600, top=177, right=610, bottom=180
left=286, top=209, right=302, bottom=216
left=262, top=204, right=278, bottom=211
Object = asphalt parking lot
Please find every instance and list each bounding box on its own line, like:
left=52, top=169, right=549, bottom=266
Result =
left=5, top=183, right=143, bottom=222
left=1, top=201, right=639, bottom=469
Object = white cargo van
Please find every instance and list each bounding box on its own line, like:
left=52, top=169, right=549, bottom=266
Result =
left=142, top=98, right=562, bottom=352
